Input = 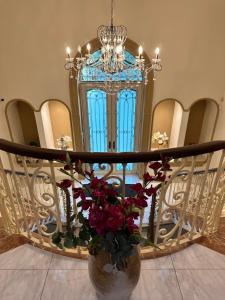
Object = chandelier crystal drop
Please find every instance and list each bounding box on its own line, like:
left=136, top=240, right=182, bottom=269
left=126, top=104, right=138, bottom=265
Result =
left=64, top=0, right=162, bottom=93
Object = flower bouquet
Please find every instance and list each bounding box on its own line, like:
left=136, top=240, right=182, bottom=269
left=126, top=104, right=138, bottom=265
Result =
left=52, top=156, right=170, bottom=298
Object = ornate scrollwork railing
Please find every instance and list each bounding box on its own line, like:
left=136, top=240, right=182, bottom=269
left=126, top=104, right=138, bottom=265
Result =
left=0, top=138, right=225, bottom=258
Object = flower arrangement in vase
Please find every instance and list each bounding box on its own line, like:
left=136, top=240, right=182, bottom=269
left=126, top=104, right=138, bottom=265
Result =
left=152, top=131, right=169, bottom=148
left=52, top=156, right=170, bottom=299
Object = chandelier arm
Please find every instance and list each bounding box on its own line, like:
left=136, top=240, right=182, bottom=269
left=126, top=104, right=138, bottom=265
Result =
left=64, top=0, right=163, bottom=88
left=111, top=0, right=114, bottom=27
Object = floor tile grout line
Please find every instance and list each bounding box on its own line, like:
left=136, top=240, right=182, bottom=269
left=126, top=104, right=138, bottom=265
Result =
left=1, top=267, right=225, bottom=271
left=169, top=252, right=225, bottom=270
left=0, top=269, right=50, bottom=271
left=165, top=268, right=225, bottom=270
left=39, top=254, right=53, bottom=300
left=170, top=254, right=184, bottom=300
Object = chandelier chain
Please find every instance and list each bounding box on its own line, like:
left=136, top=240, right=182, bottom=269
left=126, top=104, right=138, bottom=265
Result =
left=64, top=0, right=162, bottom=94
left=111, top=0, right=114, bottom=27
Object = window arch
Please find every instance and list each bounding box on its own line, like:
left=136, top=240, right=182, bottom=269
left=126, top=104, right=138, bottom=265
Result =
left=69, top=38, right=154, bottom=155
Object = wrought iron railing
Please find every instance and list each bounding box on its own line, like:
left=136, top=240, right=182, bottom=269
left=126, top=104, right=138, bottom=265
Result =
left=0, top=138, right=225, bottom=258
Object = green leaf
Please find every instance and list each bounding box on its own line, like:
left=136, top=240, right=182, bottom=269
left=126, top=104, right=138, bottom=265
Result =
left=73, top=236, right=78, bottom=247
left=52, top=232, right=64, bottom=245
left=64, top=236, right=74, bottom=248
left=106, top=232, right=114, bottom=243
left=66, top=152, right=71, bottom=164
left=79, top=228, right=91, bottom=241
left=58, top=242, right=64, bottom=250
left=77, top=201, right=82, bottom=208
left=129, top=234, right=142, bottom=245
left=70, top=214, right=76, bottom=222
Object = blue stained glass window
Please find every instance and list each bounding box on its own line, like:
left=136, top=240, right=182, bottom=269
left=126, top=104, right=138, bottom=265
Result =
left=87, top=89, right=107, bottom=152
left=81, top=50, right=142, bottom=82
left=116, top=89, right=137, bottom=171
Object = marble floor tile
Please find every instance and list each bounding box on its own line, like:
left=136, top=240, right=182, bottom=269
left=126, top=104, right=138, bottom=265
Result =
left=49, top=253, right=88, bottom=269
left=0, top=270, right=47, bottom=300
left=171, top=244, right=225, bottom=269
left=42, top=269, right=182, bottom=300
left=176, top=269, right=225, bottom=300
left=131, top=270, right=182, bottom=300
left=0, top=244, right=52, bottom=269
left=41, top=270, right=97, bottom=300
left=50, top=253, right=173, bottom=271
left=141, top=255, right=173, bottom=269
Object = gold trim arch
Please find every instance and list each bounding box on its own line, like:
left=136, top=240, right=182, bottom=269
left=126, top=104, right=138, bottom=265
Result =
left=5, top=98, right=75, bottom=149
left=187, top=98, right=220, bottom=142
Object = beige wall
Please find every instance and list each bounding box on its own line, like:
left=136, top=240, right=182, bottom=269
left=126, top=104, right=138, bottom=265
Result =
left=199, top=100, right=218, bottom=143
left=152, top=100, right=175, bottom=147
left=7, top=102, right=25, bottom=144
left=0, top=0, right=225, bottom=144
left=17, top=102, right=40, bottom=146
left=169, top=102, right=184, bottom=148
left=40, top=102, right=55, bottom=148
left=184, top=101, right=206, bottom=145
left=48, top=101, right=72, bottom=148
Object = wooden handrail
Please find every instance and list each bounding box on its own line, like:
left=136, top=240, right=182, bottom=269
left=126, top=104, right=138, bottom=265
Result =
left=0, top=138, right=225, bottom=163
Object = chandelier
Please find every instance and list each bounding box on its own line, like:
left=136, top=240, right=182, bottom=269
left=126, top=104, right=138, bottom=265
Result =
left=64, top=0, right=162, bottom=93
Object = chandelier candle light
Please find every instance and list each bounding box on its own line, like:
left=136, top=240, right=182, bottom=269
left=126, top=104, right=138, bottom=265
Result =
left=64, top=0, right=162, bottom=92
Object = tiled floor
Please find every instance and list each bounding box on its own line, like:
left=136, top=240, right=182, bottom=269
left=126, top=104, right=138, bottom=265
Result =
left=0, top=244, right=225, bottom=299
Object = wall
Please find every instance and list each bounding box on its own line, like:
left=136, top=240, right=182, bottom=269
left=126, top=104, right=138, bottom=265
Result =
left=17, top=102, right=40, bottom=146
left=6, top=102, right=25, bottom=144
left=0, top=0, right=225, bottom=143
left=48, top=101, right=72, bottom=148
left=152, top=100, right=175, bottom=148
left=40, top=102, right=55, bottom=149
left=199, top=100, right=218, bottom=143
left=184, top=101, right=206, bottom=145
left=169, top=102, right=183, bottom=148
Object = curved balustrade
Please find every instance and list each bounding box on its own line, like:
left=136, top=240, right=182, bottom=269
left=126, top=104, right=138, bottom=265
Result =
left=0, top=138, right=225, bottom=259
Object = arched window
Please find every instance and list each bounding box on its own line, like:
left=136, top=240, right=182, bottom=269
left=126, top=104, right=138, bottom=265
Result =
left=79, top=48, right=143, bottom=173
left=70, top=39, right=153, bottom=160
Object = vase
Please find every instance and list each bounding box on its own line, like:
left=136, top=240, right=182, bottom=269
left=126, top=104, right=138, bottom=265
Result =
left=88, top=247, right=141, bottom=300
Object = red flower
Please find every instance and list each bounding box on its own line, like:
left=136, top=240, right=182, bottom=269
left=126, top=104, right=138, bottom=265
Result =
left=92, top=190, right=105, bottom=200
left=59, top=179, right=72, bottom=189
left=82, top=200, right=92, bottom=210
left=64, top=164, right=71, bottom=171
left=131, top=183, right=144, bottom=192
left=135, top=197, right=148, bottom=208
left=105, top=205, right=125, bottom=232
left=73, top=188, right=86, bottom=201
left=149, top=161, right=162, bottom=170
left=126, top=217, right=138, bottom=234
left=90, top=177, right=104, bottom=189
left=105, top=188, right=118, bottom=198
left=143, top=172, right=153, bottom=183
left=89, top=207, right=107, bottom=236
left=124, top=197, right=135, bottom=209
left=156, top=172, right=166, bottom=182
left=145, top=185, right=157, bottom=197
left=161, top=162, right=171, bottom=171
left=89, top=204, right=126, bottom=235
